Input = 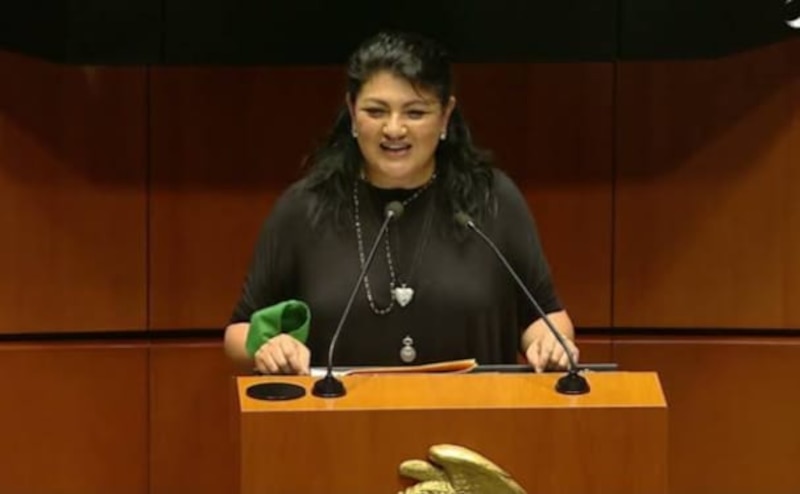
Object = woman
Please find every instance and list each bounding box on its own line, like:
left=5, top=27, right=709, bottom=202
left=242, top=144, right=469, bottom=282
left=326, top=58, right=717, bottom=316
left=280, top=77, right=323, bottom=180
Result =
left=224, top=30, right=578, bottom=375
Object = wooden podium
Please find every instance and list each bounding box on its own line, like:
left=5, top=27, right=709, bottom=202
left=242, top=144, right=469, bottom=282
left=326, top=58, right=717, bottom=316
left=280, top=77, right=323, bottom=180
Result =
left=234, top=372, right=667, bottom=494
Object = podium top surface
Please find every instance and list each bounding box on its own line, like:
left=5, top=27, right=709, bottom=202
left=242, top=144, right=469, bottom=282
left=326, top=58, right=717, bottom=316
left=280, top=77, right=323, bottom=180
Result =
left=237, top=372, right=665, bottom=413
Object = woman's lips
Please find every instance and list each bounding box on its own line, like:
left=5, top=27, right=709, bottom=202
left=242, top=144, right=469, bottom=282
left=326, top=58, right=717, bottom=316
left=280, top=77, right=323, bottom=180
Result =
left=380, top=142, right=412, bottom=157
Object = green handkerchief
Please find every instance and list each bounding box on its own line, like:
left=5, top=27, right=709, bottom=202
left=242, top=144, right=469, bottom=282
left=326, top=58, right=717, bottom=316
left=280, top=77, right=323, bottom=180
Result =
left=245, top=300, right=311, bottom=357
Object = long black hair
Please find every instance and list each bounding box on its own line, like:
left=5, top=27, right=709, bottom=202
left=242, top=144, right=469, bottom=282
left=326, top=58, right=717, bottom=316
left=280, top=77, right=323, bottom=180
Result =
left=304, top=30, right=495, bottom=229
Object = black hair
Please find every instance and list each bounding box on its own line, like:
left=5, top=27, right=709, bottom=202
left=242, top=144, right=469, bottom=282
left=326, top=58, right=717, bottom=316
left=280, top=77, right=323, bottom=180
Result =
left=303, top=30, right=495, bottom=230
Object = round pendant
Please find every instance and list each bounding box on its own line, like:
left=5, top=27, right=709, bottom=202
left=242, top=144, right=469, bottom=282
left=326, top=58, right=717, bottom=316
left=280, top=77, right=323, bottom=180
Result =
left=400, top=335, right=417, bottom=363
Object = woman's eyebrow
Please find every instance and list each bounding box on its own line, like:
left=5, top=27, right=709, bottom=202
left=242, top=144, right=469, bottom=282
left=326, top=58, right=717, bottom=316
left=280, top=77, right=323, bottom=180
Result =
left=359, top=97, right=434, bottom=107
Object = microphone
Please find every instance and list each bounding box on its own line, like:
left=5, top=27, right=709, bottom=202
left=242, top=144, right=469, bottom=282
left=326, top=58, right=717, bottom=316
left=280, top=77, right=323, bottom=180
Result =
left=454, top=211, right=590, bottom=395
left=312, top=200, right=405, bottom=398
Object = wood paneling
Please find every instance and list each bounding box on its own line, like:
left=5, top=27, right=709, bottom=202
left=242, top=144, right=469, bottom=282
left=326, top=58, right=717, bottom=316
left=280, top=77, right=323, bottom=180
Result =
left=0, top=51, right=147, bottom=333
left=575, top=335, right=613, bottom=364
left=455, top=63, right=614, bottom=327
left=149, top=341, right=239, bottom=494
left=614, top=39, right=800, bottom=328
left=148, top=66, right=344, bottom=329
left=0, top=343, right=148, bottom=494
left=615, top=337, right=800, bottom=494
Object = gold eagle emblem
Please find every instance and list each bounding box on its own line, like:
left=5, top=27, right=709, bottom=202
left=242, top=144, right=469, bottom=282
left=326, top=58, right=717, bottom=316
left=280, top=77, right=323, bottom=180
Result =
left=399, top=444, right=527, bottom=494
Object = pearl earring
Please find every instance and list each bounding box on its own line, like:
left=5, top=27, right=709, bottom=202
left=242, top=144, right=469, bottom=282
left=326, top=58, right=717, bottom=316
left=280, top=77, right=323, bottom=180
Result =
left=440, top=130, right=447, bottom=141
left=352, top=128, right=358, bottom=138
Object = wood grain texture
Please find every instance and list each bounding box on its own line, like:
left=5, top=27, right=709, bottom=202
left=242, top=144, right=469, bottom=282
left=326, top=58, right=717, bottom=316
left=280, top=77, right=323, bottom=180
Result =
left=0, top=343, right=148, bottom=494
left=614, top=38, right=800, bottom=328
left=455, top=63, right=614, bottom=327
left=238, top=373, right=666, bottom=494
left=148, top=66, right=344, bottom=329
left=575, top=335, right=613, bottom=364
left=0, top=51, right=147, bottom=333
left=615, top=337, right=800, bottom=494
left=149, top=341, right=239, bottom=494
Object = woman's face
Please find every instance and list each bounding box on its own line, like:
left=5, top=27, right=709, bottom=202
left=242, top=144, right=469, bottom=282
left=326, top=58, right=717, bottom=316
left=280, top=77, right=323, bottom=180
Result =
left=349, top=70, right=455, bottom=188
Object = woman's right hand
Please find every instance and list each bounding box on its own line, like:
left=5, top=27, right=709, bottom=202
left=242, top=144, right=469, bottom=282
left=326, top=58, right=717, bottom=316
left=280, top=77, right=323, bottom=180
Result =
left=254, top=334, right=311, bottom=375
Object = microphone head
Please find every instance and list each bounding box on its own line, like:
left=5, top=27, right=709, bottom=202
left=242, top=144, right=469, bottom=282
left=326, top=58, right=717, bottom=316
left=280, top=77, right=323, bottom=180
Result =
left=454, top=211, right=474, bottom=228
left=385, top=201, right=404, bottom=219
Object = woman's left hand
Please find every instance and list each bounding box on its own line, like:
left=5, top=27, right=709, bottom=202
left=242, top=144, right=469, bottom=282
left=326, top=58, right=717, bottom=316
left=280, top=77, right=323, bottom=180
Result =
left=524, top=322, right=579, bottom=373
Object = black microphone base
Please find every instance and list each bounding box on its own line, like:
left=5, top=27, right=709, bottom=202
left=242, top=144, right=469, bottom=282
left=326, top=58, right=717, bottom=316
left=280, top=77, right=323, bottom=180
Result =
left=246, top=381, right=306, bottom=401
left=312, top=374, right=347, bottom=398
left=555, top=370, right=590, bottom=395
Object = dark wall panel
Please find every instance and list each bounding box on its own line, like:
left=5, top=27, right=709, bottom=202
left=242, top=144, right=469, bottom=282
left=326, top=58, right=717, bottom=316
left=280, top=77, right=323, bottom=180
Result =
left=148, top=66, right=344, bottom=329
left=574, top=336, right=613, bottom=364
left=0, top=0, right=160, bottom=63
left=162, top=1, right=617, bottom=64
left=619, top=0, right=798, bottom=59
left=456, top=63, right=614, bottom=327
left=614, top=39, right=800, bottom=329
left=0, top=51, right=147, bottom=334
left=150, top=342, right=238, bottom=494
left=0, top=343, right=148, bottom=494
left=615, top=337, right=800, bottom=494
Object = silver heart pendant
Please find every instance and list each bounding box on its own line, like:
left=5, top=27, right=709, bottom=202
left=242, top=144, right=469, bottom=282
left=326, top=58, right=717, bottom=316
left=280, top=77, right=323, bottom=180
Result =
left=393, top=286, right=414, bottom=307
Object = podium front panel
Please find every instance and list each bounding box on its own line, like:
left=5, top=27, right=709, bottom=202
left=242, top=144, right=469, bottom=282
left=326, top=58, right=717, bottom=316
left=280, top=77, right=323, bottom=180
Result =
left=237, top=372, right=666, bottom=494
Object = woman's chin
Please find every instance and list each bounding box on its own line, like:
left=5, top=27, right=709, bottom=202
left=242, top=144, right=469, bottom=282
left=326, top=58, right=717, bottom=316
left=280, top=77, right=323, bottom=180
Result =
left=370, top=165, right=432, bottom=188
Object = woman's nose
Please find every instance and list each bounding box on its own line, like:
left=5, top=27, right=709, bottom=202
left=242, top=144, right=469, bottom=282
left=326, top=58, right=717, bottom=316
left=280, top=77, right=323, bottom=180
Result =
left=382, top=114, right=407, bottom=138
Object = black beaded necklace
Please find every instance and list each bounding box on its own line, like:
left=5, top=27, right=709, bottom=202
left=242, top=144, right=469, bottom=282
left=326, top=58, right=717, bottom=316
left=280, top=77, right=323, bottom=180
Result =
left=353, top=172, right=437, bottom=315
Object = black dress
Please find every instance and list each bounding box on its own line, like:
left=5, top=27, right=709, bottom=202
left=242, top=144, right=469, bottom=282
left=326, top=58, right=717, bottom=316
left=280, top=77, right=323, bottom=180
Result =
left=230, top=168, right=562, bottom=367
